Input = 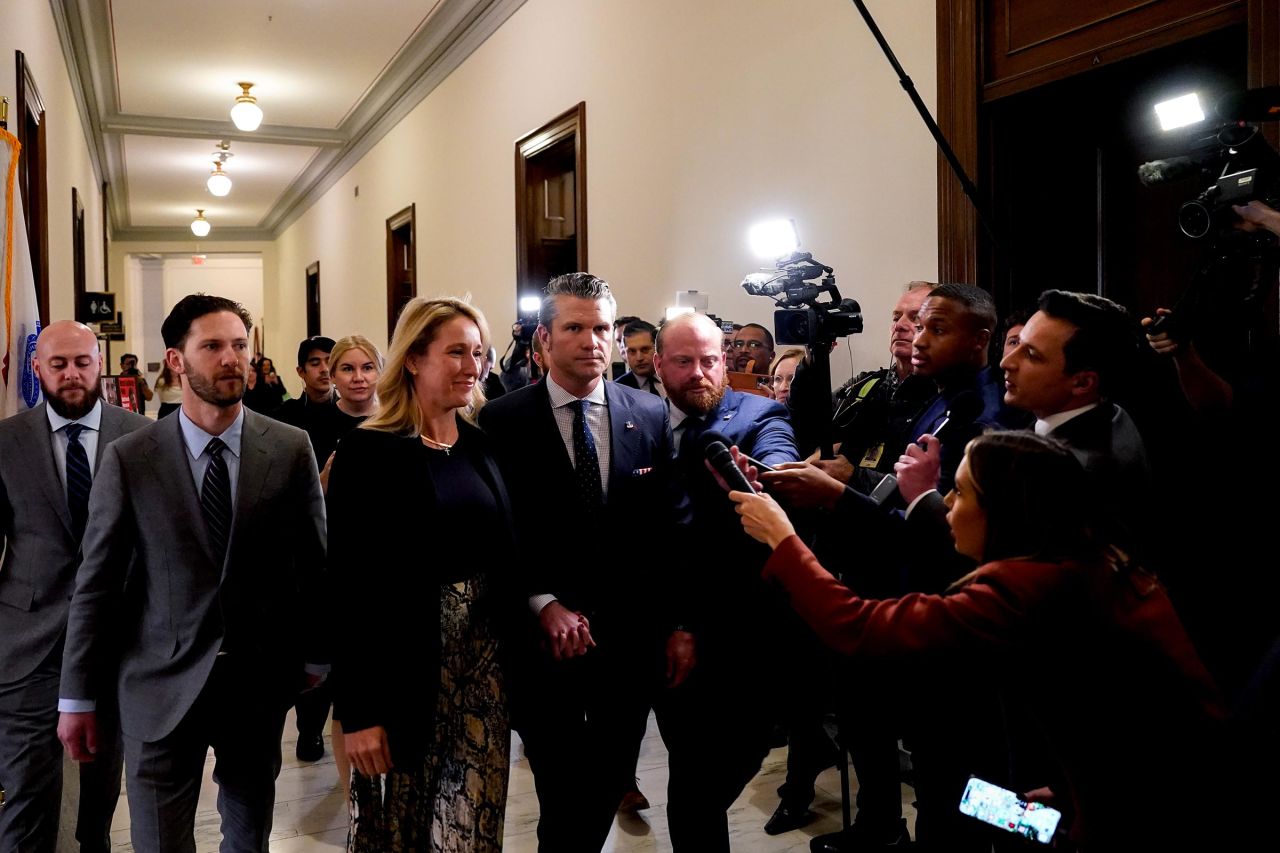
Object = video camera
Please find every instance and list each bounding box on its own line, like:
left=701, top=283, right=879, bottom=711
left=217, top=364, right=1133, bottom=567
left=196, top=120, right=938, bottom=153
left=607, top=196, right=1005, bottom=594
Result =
left=1139, top=122, right=1280, bottom=239
left=740, top=251, right=862, bottom=349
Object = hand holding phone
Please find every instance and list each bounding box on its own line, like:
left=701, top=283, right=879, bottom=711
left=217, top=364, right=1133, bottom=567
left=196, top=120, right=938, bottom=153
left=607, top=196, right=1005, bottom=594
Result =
left=958, top=777, right=1062, bottom=844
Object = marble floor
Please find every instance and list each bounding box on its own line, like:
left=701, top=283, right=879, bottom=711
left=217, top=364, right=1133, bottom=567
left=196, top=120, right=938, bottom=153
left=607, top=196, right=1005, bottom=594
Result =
left=107, top=711, right=917, bottom=851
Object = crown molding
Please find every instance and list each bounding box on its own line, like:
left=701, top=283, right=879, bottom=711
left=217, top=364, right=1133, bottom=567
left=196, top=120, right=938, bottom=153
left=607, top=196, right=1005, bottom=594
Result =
left=100, top=115, right=347, bottom=147
left=112, top=226, right=276, bottom=243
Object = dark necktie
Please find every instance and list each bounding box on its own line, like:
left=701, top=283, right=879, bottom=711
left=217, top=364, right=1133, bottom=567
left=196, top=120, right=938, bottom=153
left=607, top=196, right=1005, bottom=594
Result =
left=201, top=437, right=233, bottom=562
left=571, top=400, right=604, bottom=508
left=677, top=415, right=704, bottom=459
left=64, top=424, right=92, bottom=542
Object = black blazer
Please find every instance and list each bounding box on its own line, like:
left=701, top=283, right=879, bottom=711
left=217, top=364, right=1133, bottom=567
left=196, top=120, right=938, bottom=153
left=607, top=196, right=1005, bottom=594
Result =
left=327, top=418, right=515, bottom=764
left=479, top=379, right=692, bottom=639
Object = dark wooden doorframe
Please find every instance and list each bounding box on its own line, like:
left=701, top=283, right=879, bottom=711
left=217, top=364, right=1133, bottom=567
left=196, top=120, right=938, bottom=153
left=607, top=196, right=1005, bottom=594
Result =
left=386, top=205, right=416, bottom=341
left=15, top=50, right=50, bottom=326
left=305, top=261, right=321, bottom=338
left=934, top=0, right=1275, bottom=287
left=515, top=102, right=588, bottom=303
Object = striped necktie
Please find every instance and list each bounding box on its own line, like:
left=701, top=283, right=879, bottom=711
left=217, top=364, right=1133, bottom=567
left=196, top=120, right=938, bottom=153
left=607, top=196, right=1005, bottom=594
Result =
left=201, top=437, right=233, bottom=561
left=64, top=424, right=92, bottom=542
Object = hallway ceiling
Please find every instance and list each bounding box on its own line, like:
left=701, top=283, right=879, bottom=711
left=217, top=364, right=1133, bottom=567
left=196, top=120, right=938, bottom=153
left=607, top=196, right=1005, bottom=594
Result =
left=53, top=0, right=527, bottom=240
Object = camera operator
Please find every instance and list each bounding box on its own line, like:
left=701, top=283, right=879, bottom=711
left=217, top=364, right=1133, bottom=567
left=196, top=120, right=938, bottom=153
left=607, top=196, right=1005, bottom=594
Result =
left=788, top=281, right=937, bottom=477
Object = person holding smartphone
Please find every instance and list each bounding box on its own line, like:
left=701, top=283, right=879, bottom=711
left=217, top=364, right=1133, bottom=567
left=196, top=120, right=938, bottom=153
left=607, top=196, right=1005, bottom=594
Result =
left=729, top=431, right=1228, bottom=852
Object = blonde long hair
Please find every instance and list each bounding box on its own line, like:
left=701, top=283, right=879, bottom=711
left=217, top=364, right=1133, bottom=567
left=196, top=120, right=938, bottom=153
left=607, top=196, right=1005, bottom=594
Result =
left=362, top=296, right=490, bottom=436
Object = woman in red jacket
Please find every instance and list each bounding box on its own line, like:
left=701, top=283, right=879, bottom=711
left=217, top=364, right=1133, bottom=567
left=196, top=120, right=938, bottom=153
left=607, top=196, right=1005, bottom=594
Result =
left=730, top=431, right=1225, bottom=852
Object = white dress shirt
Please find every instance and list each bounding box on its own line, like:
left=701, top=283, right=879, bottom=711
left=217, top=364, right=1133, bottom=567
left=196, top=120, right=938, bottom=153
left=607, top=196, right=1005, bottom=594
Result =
left=1034, top=402, right=1100, bottom=436
left=46, top=400, right=103, bottom=492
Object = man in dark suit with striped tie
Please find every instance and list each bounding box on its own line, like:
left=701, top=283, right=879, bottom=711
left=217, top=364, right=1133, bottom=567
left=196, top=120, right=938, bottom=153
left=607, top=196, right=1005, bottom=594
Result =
left=57, top=295, right=326, bottom=853
left=481, top=274, right=693, bottom=852
left=0, top=320, right=148, bottom=853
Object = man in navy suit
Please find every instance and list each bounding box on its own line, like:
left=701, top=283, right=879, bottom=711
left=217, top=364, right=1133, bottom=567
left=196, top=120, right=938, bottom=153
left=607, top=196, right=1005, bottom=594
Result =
left=479, top=273, right=693, bottom=853
left=650, top=312, right=800, bottom=851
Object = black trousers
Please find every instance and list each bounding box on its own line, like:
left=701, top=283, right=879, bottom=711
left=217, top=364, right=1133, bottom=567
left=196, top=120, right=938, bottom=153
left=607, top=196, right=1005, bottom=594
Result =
left=510, top=638, right=663, bottom=853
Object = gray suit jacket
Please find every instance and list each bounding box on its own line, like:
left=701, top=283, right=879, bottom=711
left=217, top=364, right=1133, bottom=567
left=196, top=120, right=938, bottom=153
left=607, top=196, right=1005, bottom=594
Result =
left=0, top=402, right=149, bottom=685
left=60, top=407, right=326, bottom=742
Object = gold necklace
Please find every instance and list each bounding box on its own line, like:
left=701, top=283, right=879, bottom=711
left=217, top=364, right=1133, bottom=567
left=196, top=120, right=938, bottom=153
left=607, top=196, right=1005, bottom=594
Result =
left=420, top=433, right=454, bottom=455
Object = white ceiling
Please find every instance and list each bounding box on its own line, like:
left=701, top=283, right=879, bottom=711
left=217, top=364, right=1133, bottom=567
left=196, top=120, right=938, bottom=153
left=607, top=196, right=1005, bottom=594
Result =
left=122, top=135, right=320, bottom=226
left=54, top=0, right=528, bottom=239
left=112, top=0, right=442, bottom=128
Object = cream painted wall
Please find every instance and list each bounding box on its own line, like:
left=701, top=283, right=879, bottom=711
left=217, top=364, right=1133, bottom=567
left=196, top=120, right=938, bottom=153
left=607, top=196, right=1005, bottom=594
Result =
left=3, top=0, right=106, bottom=322
left=274, top=0, right=939, bottom=389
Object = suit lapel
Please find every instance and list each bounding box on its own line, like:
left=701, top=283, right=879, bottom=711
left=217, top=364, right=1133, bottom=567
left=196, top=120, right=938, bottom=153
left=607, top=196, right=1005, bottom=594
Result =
left=18, top=404, right=75, bottom=536
left=229, top=411, right=273, bottom=577
left=605, top=384, right=643, bottom=499
left=95, top=403, right=124, bottom=467
left=145, top=412, right=217, bottom=566
left=532, top=380, right=575, bottom=474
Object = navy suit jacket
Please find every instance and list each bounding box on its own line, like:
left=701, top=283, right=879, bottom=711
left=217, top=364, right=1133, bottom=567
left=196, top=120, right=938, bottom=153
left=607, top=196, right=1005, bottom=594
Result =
left=478, top=378, right=692, bottom=639
left=675, top=389, right=800, bottom=635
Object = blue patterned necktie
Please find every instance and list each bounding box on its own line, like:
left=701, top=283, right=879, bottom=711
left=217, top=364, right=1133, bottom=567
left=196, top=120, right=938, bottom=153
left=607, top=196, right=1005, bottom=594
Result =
left=64, top=424, right=92, bottom=542
left=571, top=399, right=604, bottom=508
left=201, top=437, right=233, bottom=561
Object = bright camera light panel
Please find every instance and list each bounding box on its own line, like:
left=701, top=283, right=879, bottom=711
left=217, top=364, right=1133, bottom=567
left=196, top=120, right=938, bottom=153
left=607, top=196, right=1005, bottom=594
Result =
left=518, top=296, right=541, bottom=313
left=749, top=219, right=800, bottom=259
left=1155, top=93, right=1204, bottom=131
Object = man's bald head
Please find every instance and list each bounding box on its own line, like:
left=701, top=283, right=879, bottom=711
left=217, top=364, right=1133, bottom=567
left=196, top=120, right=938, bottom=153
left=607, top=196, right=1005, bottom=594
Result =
left=655, top=312, right=722, bottom=354
left=33, top=321, right=103, bottom=419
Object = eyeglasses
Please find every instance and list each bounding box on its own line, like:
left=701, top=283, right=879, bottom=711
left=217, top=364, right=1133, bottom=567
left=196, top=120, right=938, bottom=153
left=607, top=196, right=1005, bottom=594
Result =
left=731, top=340, right=769, bottom=350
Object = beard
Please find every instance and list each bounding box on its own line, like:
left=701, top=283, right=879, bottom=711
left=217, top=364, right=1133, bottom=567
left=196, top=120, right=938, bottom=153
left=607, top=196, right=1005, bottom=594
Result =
left=671, top=377, right=726, bottom=416
left=46, top=378, right=103, bottom=420
left=183, top=357, right=246, bottom=407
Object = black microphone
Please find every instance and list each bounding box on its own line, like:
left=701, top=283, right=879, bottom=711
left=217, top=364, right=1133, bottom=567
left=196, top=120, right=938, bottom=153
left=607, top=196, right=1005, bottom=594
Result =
left=702, top=437, right=757, bottom=494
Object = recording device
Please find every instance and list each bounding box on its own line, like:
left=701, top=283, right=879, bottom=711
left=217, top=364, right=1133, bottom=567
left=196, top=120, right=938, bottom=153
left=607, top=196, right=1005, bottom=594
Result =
left=1137, top=115, right=1280, bottom=240
left=741, top=251, right=863, bottom=349
left=698, top=432, right=757, bottom=494
left=958, top=777, right=1062, bottom=844
left=869, top=473, right=898, bottom=506
left=738, top=452, right=776, bottom=473
left=921, top=391, right=983, bottom=448
left=741, top=247, right=862, bottom=459
left=866, top=393, right=981, bottom=507
left=705, top=441, right=756, bottom=494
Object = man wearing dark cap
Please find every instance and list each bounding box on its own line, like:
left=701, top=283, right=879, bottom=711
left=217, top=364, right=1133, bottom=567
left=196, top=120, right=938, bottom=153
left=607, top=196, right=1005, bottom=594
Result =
left=274, top=336, right=336, bottom=428
left=268, top=335, right=336, bottom=762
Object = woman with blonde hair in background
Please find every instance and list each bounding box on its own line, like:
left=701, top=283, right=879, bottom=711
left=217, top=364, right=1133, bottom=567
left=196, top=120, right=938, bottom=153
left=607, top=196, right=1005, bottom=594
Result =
left=328, top=296, right=515, bottom=852
left=300, top=334, right=385, bottom=793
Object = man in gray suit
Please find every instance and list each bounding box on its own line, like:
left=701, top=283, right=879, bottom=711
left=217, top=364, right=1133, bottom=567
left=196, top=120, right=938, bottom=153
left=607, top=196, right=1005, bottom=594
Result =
left=0, top=321, right=148, bottom=853
left=57, top=295, right=327, bottom=853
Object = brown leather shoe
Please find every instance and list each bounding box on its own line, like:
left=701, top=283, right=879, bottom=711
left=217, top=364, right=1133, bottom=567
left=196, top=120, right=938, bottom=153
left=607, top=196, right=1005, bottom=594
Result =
left=618, top=787, right=651, bottom=812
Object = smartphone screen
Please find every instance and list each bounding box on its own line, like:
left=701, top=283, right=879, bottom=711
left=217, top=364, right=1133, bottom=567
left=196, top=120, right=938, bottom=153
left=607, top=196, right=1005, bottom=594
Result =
left=958, top=777, right=1061, bottom=844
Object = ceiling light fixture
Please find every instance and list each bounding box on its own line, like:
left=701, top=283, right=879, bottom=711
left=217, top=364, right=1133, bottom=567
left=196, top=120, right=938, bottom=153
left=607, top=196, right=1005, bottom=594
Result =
left=207, top=141, right=233, bottom=196
left=230, top=82, right=263, bottom=131
left=191, top=209, right=211, bottom=237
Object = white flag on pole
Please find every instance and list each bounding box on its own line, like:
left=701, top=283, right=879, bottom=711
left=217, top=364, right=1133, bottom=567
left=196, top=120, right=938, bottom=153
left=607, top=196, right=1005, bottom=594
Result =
left=1, top=127, right=44, bottom=418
